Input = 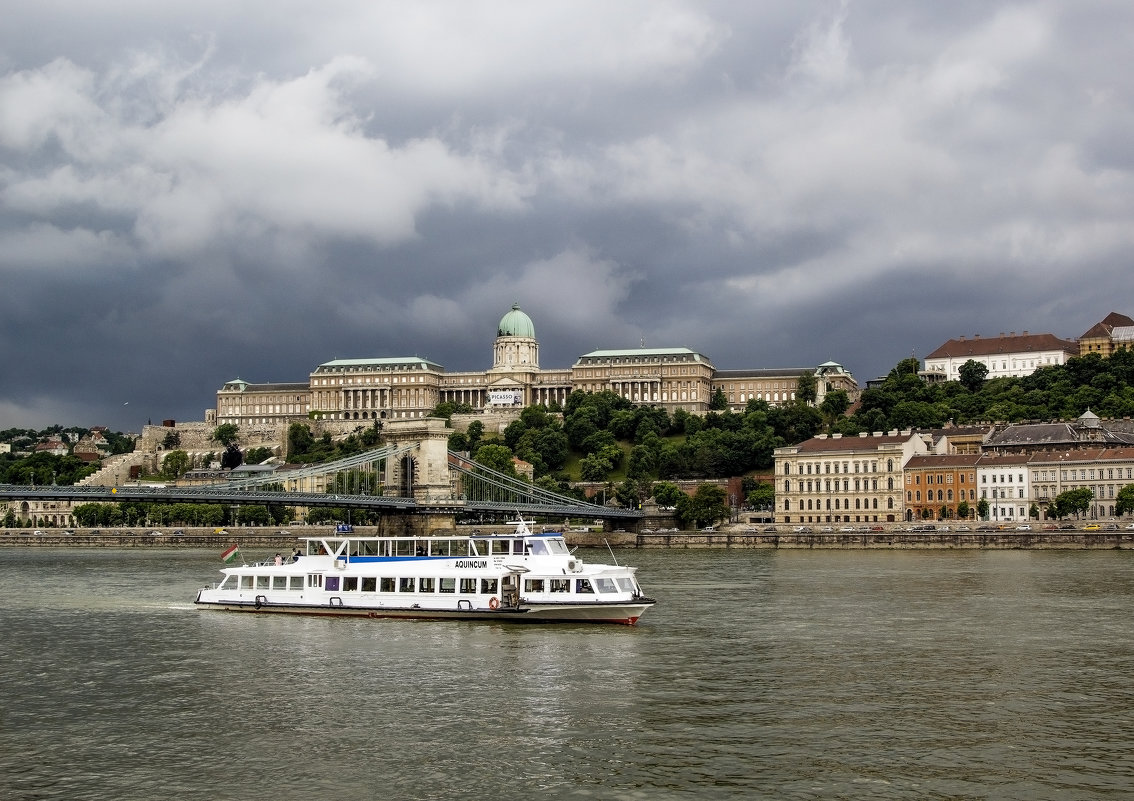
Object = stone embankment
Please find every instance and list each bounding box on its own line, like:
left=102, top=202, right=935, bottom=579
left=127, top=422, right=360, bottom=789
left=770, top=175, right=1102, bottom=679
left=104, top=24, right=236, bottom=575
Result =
left=635, top=528, right=1134, bottom=549
left=2, top=525, right=1132, bottom=549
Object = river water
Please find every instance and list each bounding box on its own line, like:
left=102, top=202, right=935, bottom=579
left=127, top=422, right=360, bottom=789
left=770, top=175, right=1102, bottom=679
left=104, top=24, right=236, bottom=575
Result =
left=2, top=547, right=1133, bottom=800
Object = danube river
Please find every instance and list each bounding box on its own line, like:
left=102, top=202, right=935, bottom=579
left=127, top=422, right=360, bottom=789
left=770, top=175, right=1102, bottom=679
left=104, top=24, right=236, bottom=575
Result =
left=2, top=547, right=1133, bottom=800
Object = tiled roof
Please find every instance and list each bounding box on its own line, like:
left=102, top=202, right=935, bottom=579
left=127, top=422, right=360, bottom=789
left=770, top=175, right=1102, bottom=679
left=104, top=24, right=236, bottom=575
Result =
left=1079, top=312, right=1134, bottom=339
left=905, top=454, right=981, bottom=468
left=794, top=432, right=915, bottom=453
left=926, top=332, right=1078, bottom=360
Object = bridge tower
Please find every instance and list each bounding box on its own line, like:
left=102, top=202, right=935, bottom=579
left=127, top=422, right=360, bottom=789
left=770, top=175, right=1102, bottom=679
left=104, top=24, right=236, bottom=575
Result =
left=383, top=418, right=453, bottom=502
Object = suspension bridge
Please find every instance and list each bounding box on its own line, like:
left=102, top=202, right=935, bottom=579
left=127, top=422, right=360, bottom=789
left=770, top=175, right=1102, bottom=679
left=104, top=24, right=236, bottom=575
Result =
left=1, top=418, right=642, bottom=530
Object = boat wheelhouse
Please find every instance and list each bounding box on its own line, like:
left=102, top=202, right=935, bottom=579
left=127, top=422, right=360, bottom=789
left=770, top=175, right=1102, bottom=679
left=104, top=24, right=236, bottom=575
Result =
left=194, top=519, right=655, bottom=625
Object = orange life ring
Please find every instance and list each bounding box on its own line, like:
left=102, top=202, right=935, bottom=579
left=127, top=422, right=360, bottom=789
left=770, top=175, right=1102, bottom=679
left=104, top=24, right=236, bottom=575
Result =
left=488, top=596, right=500, bottom=610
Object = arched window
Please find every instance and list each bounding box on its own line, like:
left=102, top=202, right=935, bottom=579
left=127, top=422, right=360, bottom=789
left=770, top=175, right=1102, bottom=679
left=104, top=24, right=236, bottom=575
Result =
left=887, top=498, right=894, bottom=509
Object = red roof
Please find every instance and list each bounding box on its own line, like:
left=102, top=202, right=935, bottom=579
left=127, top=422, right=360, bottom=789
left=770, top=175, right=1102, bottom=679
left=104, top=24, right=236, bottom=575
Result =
left=926, top=332, right=1077, bottom=360
left=1079, top=312, right=1134, bottom=340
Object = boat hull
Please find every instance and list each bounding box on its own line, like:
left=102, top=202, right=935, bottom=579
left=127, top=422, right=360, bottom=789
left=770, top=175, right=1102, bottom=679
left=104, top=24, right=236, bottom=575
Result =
left=194, top=593, right=654, bottom=625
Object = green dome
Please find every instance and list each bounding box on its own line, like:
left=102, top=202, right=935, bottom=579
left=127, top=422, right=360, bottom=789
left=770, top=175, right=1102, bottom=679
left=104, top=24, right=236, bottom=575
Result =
left=497, top=303, right=535, bottom=338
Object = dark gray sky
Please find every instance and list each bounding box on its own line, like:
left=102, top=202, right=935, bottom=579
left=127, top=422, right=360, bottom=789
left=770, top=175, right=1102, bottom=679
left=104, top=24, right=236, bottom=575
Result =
left=2, top=1, right=1131, bottom=432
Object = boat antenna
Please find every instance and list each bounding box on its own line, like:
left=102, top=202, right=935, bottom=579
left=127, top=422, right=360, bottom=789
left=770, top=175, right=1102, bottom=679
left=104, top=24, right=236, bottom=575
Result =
left=604, top=539, right=619, bottom=566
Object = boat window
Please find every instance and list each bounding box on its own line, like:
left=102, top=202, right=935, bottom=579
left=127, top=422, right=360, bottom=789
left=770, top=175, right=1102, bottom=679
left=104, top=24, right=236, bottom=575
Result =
left=420, top=577, right=435, bottom=593
left=593, top=578, right=617, bottom=594
left=428, top=540, right=450, bottom=557
left=240, top=575, right=254, bottom=590
left=491, top=540, right=512, bottom=555
left=575, top=579, right=594, bottom=594
left=480, top=578, right=498, bottom=595
left=524, top=578, right=545, bottom=592
left=327, top=539, right=345, bottom=555
left=218, top=575, right=234, bottom=589
left=545, top=539, right=570, bottom=555
left=526, top=540, right=549, bottom=556
left=343, top=577, right=359, bottom=592
left=359, top=541, right=381, bottom=556
left=307, top=574, right=323, bottom=589
left=289, top=576, right=305, bottom=591
left=256, top=576, right=270, bottom=590
left=511, top=539, right=524, bottom=554
left=468, top=541, right=482, bottom=557
left=272, top=576, right=287, bottom=590
left=399, top=577, right=415, bottom=592
left=615, top=577, right=635, bottom=593
left=361, top=577, right=376, bottom=592
left=550, top=578, right=570, bottom=593
left=439, top=577, right=456, bottom=594
left=450, top=539, right=470, bottom=557
left=325, top=576, right=340, bottom=592
left=394, top=540, right=416, bottom=557
left=460, top=578, right=477, bottom=593
left=380, top=577, right=395, bottom=592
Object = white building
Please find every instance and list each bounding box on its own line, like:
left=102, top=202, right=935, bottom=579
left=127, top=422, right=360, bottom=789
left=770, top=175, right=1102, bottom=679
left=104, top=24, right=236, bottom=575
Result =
left=923, top=331, right=1078, bottom=381
left=976, top=454, right=1031, bottom=522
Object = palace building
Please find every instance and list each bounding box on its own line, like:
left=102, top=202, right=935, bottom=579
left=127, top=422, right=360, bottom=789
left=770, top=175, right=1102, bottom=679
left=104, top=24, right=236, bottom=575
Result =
left=214, top=304, right=860, bottom=428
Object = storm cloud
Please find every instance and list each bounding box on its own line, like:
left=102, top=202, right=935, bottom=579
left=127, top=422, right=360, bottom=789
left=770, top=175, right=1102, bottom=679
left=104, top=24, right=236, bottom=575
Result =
left=2, top=1, right=1131, bottom=430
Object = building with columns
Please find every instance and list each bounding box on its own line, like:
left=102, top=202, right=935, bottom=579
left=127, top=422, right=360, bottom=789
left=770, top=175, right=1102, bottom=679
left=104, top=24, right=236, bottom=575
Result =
left=215, top=304, right=859, bottom=427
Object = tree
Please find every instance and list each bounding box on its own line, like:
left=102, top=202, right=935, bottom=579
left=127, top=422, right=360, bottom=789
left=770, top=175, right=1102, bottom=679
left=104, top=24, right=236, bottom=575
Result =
left=977, top=497, right=989, bottom=520
left=288, top=423, right=315, bottom=457
left=746, top=482, right=775, bottom=511
left=162, top=450, right=190, bottom=479
left=819, top=389, right=850, bottom=422
left=220, top=443, right=243, bottom=470
left=677, top=483, right=729, bottom=529
left=957, top=500, right=970, bottom=520
left=796, top=371, right=817, bottom=405
left=651, top=481, right=684, bottom=508
left=161, top=430, right=181, bottom=449
left=959, top=359, right=989, bottom=393
left=580, top=452, right=614, bottom=482
left=212, top=423, right=240, bottom=447
left=709, top=387, right=728, bottom=410
left=244, top=447, right=273, bottom=465
left=472, top=444, right=517, bottom=478
left=1053, top=487, right=1093, bottom=519
left=1116, top=484, right=1134, bottom=516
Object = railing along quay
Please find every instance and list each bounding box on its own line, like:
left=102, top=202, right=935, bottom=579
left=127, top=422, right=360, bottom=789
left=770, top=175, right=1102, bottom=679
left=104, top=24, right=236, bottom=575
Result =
left=635, top=530, right=1134, bottom=549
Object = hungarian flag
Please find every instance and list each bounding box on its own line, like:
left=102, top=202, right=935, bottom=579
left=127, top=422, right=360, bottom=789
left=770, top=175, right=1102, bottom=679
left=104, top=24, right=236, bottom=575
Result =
left=221, top=544, right=240, bottom=563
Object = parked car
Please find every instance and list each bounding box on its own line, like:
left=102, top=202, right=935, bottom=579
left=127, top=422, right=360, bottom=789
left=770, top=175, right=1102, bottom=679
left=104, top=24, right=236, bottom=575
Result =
left=1084, top=524, right=1101, bottom=531
left=1016, top=524, right=1031, bottom=531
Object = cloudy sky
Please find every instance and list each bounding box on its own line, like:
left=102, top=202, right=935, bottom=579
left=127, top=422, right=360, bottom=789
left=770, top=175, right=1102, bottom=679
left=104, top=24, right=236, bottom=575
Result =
left=2, top=1, right=1131, bottom=432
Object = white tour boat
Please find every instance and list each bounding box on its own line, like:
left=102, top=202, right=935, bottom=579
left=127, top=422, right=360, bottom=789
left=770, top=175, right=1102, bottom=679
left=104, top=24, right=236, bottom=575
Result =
left=194, top=519, right=656, bottom=625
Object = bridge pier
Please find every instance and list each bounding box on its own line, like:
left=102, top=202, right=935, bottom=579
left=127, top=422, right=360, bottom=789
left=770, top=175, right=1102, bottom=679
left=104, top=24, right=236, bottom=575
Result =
left=383, top=418, right=455, bottom=502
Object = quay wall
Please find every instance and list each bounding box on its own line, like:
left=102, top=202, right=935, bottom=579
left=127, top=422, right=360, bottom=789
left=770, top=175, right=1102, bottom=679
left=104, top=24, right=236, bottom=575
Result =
left=1, top=527, right=1132, bottom=550
left=634, top=530, right=1134, bottom=549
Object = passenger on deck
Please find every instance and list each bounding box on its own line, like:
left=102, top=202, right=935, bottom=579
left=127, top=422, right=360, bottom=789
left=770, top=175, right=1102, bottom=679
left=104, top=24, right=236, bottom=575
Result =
left=274, top=553, right=283, bottom=566
left=292, top=547, right=302, bottom=561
